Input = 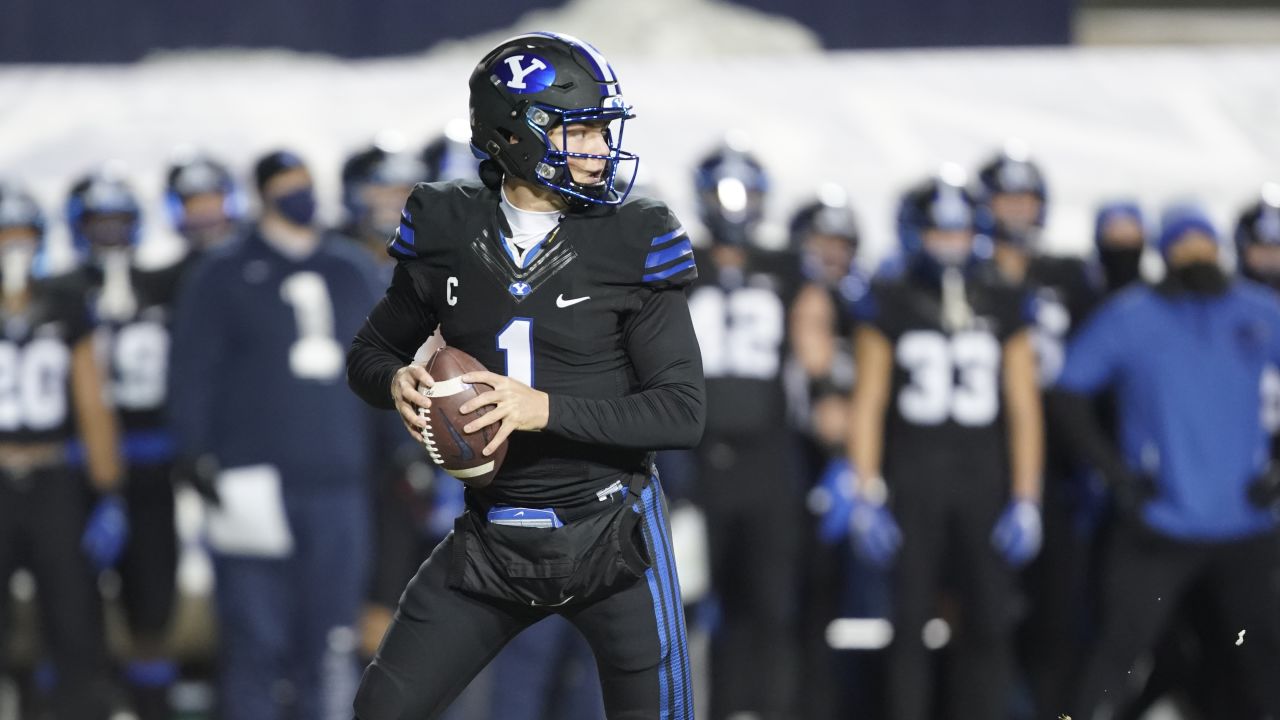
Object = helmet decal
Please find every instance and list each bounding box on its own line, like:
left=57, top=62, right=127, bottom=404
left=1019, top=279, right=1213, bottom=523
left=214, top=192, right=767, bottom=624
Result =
left=494, top=54, right=557, bottom=94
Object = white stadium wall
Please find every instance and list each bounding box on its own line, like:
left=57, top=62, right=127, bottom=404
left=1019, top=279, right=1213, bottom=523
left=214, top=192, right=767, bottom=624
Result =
left=2, top=45, right=1278, bottom=269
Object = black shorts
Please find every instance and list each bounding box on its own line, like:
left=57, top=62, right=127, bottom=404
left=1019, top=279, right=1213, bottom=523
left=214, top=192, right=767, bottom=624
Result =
left=354, top=476, right=693, bottom=720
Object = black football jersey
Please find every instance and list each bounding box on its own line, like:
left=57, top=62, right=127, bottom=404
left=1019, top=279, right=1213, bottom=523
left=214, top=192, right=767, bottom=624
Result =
left=367, top=180, right=701, bottom=508
left=1024, top=255, right=1101, bottom=387
left=857, top=268, right=1032, bottom=476
left=688, top=247, right=803, bottom=437
left=74, top=256, right=193, bottom=434
left=0, top=280, right=93, bottom=444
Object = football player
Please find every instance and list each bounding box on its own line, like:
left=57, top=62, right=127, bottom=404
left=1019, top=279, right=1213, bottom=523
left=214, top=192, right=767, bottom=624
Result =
left=340, top=140, right=429, bottom=264
left=347, top=32, right=705, bottom=719
left=1236, top=183, right=1280, bottom=448
left=972, top=146, right=1103, bottom=715
left=0, top=181, right=122, bottom=719
left=1056, top=203, right=1280, bottom=718
left=686, top=141, right=810, bottom=719
left=65, top=167, right=211, bottom=719
left=169, top=150, right=385, bottom=719
left=847, top=168, right=1043, bottom=720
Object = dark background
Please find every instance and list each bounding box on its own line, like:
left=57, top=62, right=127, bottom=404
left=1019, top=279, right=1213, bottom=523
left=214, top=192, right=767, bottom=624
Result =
left=2, top=0, right=1077, bottom=63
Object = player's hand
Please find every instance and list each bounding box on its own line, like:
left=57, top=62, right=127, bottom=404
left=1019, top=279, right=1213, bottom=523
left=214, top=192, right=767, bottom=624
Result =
left=850, top=487, right=902, bottom=568
left=391, top=362, right=434, bottom=442
left=991, top=499, right=1042, bottom=567
left=457, top=370, right=550, bottom=457
left=82, top=493, right=129, bottom=571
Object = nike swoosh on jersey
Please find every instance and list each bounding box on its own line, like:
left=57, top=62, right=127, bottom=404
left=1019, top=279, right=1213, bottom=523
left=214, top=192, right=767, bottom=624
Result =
left=556, top=294, right=591, bottom=308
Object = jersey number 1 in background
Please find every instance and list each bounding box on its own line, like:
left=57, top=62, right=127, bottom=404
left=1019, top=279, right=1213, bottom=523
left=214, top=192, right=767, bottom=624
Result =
left=497, top=318, right=534, bottom=387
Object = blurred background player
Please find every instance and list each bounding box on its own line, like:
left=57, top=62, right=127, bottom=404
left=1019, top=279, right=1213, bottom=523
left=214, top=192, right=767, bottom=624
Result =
left=166, top=152, right=246, bottom=252
left=847, top=168, right=1043, bottom=720
left=66, top=165, right=214, bottom=720
left=1236, top=183, right=1280, bottom=451
left=1056, top=203, right=1280, bottom=719
left=168, top=149, right=384, bottom=720
left=973, top=145, right=1102, bottom=716
left=339, top=138, right=429, bottom=264
left=687, top=140, right=814, bottom=720
left=0, top=181, right=123, bottom=719
left=420, top=119, right=483, bottom=185
left=784, top=186, right=867, bottom=716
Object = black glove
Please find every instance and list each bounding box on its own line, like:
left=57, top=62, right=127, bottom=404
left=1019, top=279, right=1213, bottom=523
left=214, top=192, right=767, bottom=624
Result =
left=1248, top=464, right=1280, bottom=510
left=172, top=453, right=221, bottom=506
left=1105, top=462, right=1158, bottom=517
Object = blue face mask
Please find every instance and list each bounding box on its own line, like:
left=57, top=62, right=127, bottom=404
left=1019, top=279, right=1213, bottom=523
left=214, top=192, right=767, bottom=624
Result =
left=274, top=187, right=316, bottom=227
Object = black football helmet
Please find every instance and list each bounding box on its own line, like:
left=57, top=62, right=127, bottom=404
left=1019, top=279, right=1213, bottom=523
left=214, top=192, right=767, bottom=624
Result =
left=0, top=182, right=46, bottom=240
left=789, top=187, right=859, bottom=253
left=1235, top=182, right=1280, bottom=284
left=66, top=169, right=141, bottom=258
left=694, top=142, right=769, bottom=247
left=975, top=142, right=1048, bottom=245
left=342, top=141, right=428, bottom=224
left=422, top=119, right=482, bottom=183
left=166, top=153, right=244, bottom=230
left=897, top=165, right=983, bottom=269
left=469, top=32, right=636, bottom=206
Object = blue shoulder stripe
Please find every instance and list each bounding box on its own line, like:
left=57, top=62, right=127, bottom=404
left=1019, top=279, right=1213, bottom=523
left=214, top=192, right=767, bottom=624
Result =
left=650, top=226, right=686, bottom=247
left=644, top=257, right=696, bottom=283
left=399, top=210, right=415, bottom=246
left=645, top=238, right=692, bottom=269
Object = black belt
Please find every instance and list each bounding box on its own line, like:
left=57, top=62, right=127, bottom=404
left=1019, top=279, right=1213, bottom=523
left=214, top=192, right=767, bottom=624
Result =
left=465, top=471, right=648, bottom=525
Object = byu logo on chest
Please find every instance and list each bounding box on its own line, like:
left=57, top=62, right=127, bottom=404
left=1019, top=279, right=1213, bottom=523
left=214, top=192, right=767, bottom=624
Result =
left=509, top=281, right=532, bottom=298
left=497, top=54, right=556, bottom=94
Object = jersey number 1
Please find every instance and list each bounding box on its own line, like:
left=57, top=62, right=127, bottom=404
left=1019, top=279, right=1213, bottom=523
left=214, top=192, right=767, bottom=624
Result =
left=497, top=318, right=534, bottom=387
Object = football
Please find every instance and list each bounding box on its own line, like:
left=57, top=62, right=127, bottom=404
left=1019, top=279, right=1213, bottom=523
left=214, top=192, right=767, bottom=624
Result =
left=418, top=346, right=507, bottom=488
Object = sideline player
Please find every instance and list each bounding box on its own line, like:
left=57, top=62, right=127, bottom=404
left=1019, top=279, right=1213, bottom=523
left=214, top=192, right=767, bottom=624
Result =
left=347, top=32, right=705, bottom=719
left=846, top=168, right=1043, bottom=720
left=0, top=181, right=123, bottom=719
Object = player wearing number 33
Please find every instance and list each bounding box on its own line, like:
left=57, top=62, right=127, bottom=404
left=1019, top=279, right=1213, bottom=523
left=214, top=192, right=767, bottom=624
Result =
left=846, top=168, right=1043, bottom=720
left=346, top=32, right=706, bottom=720
left=168, top=151, right=386, bottom=719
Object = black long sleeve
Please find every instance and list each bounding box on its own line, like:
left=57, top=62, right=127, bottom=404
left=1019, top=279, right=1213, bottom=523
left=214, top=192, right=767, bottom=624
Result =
left=1046, top=388, right=1129, bottom=481
left=545, top=287, right=706, bottom=450
left=347, top=262, right=438, bottom=410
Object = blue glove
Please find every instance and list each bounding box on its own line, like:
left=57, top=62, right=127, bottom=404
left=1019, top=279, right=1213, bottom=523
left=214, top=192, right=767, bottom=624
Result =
left=991, top=499, right=1042, bottom=567
left=850, top=493, right=902, bottom=568
left=808, top=458, right=857, bottom=545
left=82, top=494, right=129, bottom=571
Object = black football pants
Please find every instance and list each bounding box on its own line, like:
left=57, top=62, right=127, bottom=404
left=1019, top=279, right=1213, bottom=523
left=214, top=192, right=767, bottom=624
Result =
left=1071, top=522, right=1280, bottom=719
left=0, top=466, right=111, bottom=719
left=353, top=480, right=693, bottom=720
left=697, top=435, right=801, bottom=720
left=885, top=465, right=1015, bottom=720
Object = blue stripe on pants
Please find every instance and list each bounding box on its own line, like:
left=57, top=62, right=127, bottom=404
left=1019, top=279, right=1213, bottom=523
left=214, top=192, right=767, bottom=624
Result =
left=641, top=480, right=694, bottom=718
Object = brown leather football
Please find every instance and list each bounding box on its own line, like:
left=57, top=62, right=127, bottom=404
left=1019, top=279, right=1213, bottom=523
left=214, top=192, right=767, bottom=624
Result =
left=418, top=346, right=507, bottom=488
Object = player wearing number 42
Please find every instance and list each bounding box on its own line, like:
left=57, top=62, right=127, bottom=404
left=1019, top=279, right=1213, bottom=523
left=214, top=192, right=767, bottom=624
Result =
left=346, top=31, right=706, bottom=720
left=168, top=150, right=387, bottom=719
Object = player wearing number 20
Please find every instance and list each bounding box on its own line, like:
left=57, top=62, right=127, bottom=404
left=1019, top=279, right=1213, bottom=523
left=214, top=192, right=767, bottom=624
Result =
left=0, top=182, right=123, bottom=718
left=347, top=32, right=705, bottom=720
left=847, top=168, right=1043, bottom=720
left=169, top=150, right=385, bottom=719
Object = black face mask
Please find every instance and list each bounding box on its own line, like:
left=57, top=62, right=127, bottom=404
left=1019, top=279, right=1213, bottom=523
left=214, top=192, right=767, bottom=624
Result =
left=1168, top=261, right=1230, bottom=296
left=1098, top=246, right=1143, bottom=291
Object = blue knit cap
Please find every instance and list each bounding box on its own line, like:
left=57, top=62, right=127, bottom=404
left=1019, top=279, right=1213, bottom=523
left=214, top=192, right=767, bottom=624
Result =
left=1157, top=202, right=1219, bottom=256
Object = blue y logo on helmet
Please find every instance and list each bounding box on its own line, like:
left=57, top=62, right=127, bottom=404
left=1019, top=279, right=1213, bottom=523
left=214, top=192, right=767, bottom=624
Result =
left=496, top=54, right=556, bottom=94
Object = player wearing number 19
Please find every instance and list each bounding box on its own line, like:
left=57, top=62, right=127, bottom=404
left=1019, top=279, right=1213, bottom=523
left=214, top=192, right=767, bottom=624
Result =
left=169, top=150, right=385, bottom=719
left=847, top=168, right=1043, bottom=720
left=347, top=32, right=705, bottom=720
left=0, top=181, right=122, bottom=718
